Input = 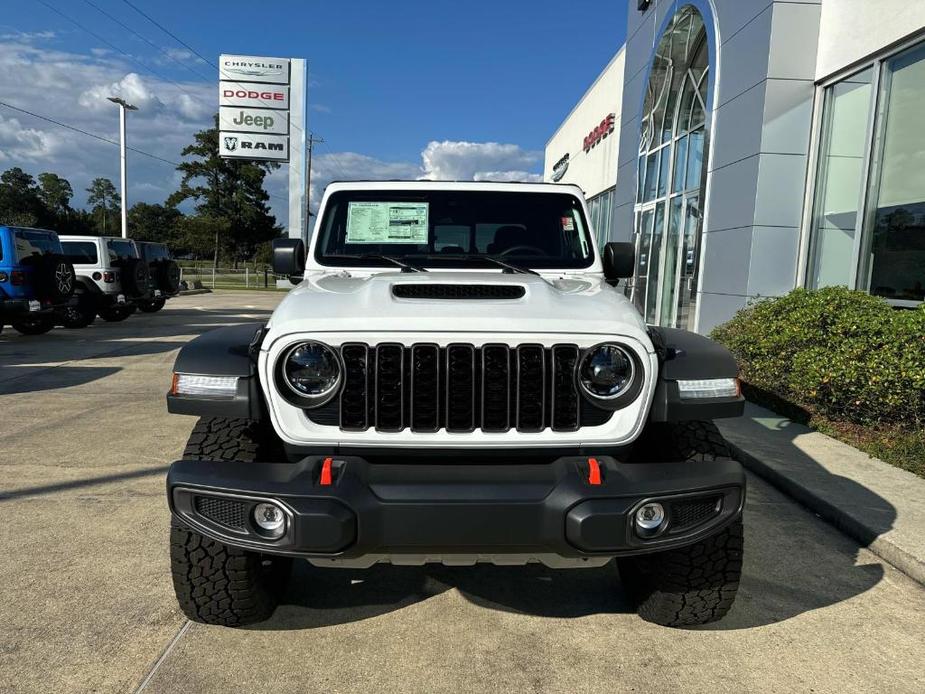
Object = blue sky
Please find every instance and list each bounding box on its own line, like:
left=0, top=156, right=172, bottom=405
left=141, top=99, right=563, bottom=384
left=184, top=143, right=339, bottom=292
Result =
left=1, top=1, right=627, bottom=223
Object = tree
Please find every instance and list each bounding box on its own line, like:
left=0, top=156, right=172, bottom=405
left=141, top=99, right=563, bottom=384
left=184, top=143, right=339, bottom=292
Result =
left=0, top=167, right=48, bottom=227
left=86, top=177, right=120, bottom=235
left=127, top=202, right=182, bottom=244
left=37, top=173, right=74, bottom=219
left=168, top=114, right=281, bottom=267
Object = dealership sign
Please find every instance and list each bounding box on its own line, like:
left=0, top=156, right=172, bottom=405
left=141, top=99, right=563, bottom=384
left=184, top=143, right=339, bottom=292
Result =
left=583, top=113, right=615, bottom=153
left=220, top=85, right=290, bottom=109
left=220, top=133, right=289, bottom=161
left=220, top=106, right=288, bottom=134
left=219, top=54, right=291, bottom=161
left=219, top=55, right=290, bottom=84
left=551, top=153, right=569, bottom=181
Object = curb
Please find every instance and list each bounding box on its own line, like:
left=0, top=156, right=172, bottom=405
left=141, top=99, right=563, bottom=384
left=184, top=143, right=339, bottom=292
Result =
left=178, top=289, right=212, bottom=296
left=727, top=440, right=925, bottom=587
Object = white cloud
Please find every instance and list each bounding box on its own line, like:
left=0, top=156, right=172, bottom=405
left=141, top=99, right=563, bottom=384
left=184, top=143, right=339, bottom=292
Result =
left=0, top=114, right=58, bottom=161
left=0, top=30, right=56, bottom=42
left=420, top=140, right=542, bottom=181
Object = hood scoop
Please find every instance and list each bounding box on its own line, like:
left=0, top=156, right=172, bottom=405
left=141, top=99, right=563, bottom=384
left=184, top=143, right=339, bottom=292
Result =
left=392, top=283, right=526, bottom=300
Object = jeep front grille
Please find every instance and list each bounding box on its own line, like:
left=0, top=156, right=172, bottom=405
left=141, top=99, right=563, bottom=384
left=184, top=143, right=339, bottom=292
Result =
left=306, top=343, right=614, bottom=433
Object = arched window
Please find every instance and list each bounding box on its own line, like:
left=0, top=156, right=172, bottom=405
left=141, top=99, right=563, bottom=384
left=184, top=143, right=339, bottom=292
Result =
left=632, top=6, right=710, bottom=328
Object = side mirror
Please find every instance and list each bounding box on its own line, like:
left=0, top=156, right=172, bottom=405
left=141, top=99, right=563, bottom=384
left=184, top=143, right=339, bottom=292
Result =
left=602, top=242, right=635, bottom=283
left=272, top=238, right=306, bottom=284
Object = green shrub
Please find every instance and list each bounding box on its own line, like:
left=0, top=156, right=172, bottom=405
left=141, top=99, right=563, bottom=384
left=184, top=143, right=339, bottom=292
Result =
left=710, top=287, right=925, bottom=428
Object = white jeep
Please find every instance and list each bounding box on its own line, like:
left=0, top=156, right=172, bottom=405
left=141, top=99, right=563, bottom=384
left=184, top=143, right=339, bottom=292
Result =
left=60, top=235, right=151, bottom=327
left=166, top=181, right=746, bottom=628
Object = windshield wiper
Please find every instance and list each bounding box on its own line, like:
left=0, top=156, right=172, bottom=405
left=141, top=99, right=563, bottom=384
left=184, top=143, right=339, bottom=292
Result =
left=419, top=254, right=539, bottom=276
left=327, top=254, right=427, bottom=272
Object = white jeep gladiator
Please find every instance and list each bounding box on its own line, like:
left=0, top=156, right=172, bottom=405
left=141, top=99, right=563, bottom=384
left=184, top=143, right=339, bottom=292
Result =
left=166, top=181, right=746, bottom=628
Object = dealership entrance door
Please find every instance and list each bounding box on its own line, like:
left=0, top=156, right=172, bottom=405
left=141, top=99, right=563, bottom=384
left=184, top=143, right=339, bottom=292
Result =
left=631, top=5, right=709, bottom=329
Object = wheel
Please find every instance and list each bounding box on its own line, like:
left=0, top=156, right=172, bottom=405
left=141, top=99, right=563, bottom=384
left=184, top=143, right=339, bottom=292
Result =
left=118, top=258, right=151, bottom=297
left=617, top=520, right=744, bottom=627
left=138, top=298, right=166, bottom=313
left=630, top=420, right=732, bottom=463
left=98, top=306, right=132, bottom=322
left=619, top=420, right=743, bottom=627
left=11, top=316, right=54, bottom=335
left=60, top=303, right=96, bottom=329
left=170, top=417, right=290, bottom=626
left=153, top=259, right=181, bottom=295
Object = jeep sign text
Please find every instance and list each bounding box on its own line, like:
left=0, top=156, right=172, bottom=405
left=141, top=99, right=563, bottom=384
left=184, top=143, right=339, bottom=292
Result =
left=219, top=85, right=290, bottom=109
left=219, top=106, right=288, bottom=135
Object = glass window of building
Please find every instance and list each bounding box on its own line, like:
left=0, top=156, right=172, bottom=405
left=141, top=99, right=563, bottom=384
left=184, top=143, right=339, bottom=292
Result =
left=809, top=39, right=925, bottom=304
left=633, top=5, right=710, bottom=327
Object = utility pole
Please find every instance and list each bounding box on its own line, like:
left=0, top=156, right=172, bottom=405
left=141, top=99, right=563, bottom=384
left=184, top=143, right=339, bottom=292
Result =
left=305, top=133, right=324, bottom=231
left=107, top=96, right=138, bottom=238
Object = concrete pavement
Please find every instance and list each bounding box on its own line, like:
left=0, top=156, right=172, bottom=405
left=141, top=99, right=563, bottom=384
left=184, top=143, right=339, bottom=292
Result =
left=1, top=291, right=923, bottom=693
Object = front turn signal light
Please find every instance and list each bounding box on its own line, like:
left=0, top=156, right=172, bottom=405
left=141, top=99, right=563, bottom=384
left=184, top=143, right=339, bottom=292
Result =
left=170, top=373, right=239, bottom=399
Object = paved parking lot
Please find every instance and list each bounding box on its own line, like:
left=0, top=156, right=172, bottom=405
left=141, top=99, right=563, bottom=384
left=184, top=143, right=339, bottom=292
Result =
left=1, top=291, right=924, bottom=693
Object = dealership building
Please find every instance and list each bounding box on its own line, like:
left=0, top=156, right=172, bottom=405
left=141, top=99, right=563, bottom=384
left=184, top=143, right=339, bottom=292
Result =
left=545, top=0, right=925, bottom=333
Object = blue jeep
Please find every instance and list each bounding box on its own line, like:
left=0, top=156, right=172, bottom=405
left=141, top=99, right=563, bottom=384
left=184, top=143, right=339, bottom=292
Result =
left=0, top=226, right=77, bottom=336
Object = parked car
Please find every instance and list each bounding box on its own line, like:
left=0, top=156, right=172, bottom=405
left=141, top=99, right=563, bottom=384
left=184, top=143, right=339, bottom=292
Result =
left=0, top=225, right=76, bottom=335
left=60, top=235, right=150, bottom=327
left=164, top=181, right=745, bottom=628
left=135, top=241, right=181, bottom=313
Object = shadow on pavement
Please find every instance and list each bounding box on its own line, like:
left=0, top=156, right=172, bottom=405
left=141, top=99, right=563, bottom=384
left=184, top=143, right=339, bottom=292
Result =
left=0, top=305, right=274, bottom=394
left=0, top=464, right=168, bottom=501
left=259, top=462, right=890, bottom=632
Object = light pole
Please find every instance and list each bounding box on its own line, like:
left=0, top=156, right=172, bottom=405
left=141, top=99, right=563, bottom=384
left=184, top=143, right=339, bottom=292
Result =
left=107, top=96, right=138, bottom=238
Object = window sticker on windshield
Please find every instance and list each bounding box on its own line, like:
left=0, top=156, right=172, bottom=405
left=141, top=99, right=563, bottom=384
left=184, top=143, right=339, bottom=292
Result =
left=346, top=202, right=429, bottom=244
left=561, top=216, right=575, bottom=232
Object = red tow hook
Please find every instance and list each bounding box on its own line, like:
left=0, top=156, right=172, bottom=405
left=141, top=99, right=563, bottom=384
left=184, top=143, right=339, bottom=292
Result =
left=319, top=457, right=333, bottom=486
left=587, top=457, right=602, bottom=486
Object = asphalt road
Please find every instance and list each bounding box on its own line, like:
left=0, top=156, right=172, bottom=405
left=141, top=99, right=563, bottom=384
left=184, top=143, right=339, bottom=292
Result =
left=1, top=291, right=923, bottom=693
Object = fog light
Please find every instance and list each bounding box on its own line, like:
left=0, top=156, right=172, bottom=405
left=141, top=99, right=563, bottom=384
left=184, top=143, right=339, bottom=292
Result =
left=253, top=502, right=286, bottom=538
left=635, top=502, right=666, bottom=538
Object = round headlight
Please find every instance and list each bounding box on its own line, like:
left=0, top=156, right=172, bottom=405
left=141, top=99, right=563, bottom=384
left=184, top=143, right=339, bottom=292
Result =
left=282, top=341, right=342, bottom=405
left=578, top=343, right=636, bottom=401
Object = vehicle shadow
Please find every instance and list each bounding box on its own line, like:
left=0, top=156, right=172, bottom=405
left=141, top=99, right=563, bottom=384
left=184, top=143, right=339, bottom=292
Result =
left=259, top=399, right=896, bottom=633
left=0, top=306, right=274, bottom=394
left=259, top=457, right=886, bottom=633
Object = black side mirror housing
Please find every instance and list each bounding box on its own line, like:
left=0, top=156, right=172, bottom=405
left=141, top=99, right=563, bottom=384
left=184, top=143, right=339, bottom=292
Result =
left=272, top=238, right=306, bottom=284
left=602, top=242, right=635, bottom=282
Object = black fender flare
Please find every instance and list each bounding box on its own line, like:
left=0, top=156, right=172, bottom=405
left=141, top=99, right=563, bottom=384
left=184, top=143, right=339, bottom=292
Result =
left=167, top=323, right=267, bottom=420
left=647, top=327, right=744, bottom=422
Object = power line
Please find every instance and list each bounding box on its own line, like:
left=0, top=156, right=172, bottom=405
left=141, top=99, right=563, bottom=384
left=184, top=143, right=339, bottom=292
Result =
left=81, top=0, right=213, bottom=83
left=0, top=100, right=289, bottom=203
left=118, top=0, right=307, bottom=134
left=35, top=0, right=212, bottom=111
left=0, top=99, right=179, bottom=166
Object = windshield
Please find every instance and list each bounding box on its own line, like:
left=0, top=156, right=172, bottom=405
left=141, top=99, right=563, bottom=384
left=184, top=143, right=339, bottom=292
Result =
left=13, top=228, right=64, bottom=263
left=314, top=189, right=594, bottom=270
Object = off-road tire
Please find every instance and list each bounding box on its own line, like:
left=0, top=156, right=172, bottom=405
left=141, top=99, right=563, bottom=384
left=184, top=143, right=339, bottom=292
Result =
left=618, top=520, right=743, bottom=627
left=153, top=259, right=181, bottom=294
left=170, top=519, right=291, bottom=627
left=98, top=306, right=132, bottom=322
left=138, top=298, right=166, bottom=313
left=620, top=420, right=743, bottom=626
left=60, top=300, right=96, bottom=329
left=11, top=316, right=55, bottom=335
left=170, top=417, right=290, bottom=626
left=631, top=420, right=732, bottom=463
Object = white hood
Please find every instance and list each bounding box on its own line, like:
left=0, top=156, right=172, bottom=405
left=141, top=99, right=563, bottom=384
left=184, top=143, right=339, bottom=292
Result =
left=266, top=270, right=652, bottom=347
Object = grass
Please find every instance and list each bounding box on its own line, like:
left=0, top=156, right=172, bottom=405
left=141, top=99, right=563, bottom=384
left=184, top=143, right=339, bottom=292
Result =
left=742, top=383, right=925, bottom=479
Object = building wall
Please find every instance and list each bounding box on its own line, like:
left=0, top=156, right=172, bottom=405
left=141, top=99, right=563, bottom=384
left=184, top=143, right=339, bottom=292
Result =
left=613, top=0, right=822, bottom=334
left=816, top=0, right=925, bottom=79
left=543, top=50, right=625, bottom=199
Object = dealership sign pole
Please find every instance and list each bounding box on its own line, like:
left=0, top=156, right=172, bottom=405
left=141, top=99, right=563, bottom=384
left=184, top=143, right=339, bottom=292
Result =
left=219, top=54, right=308, bottom=243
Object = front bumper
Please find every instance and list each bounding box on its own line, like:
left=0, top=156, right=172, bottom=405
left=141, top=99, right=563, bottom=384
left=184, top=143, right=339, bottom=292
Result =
left=168, top=455, right=745, bottom=561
